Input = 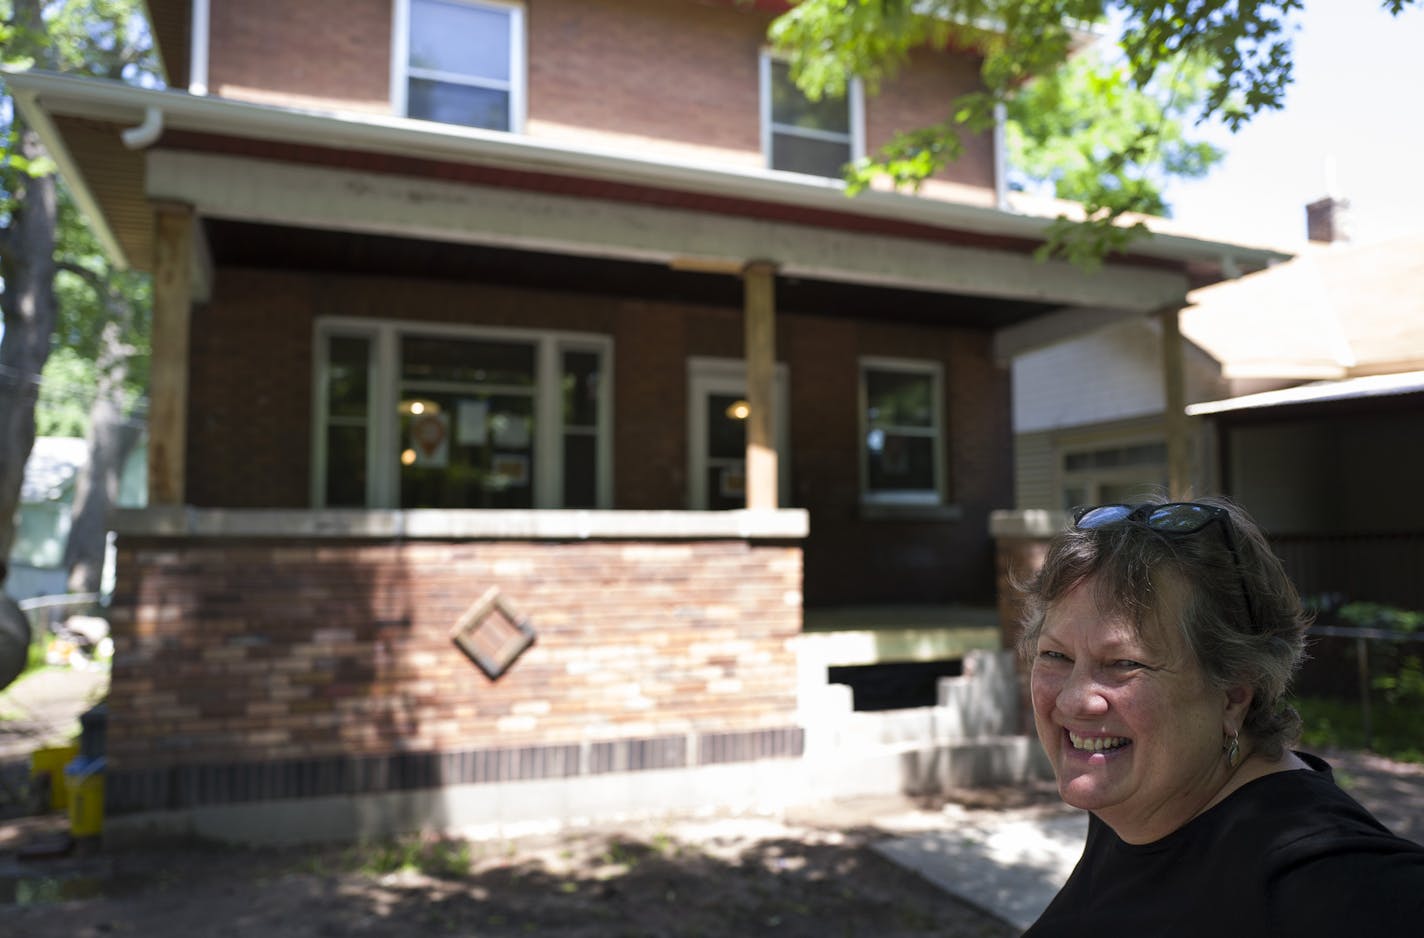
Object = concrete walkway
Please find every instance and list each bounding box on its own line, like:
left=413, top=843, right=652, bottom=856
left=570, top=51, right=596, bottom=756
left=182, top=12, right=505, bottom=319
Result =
left=874, top=803, right=1086, bottom=932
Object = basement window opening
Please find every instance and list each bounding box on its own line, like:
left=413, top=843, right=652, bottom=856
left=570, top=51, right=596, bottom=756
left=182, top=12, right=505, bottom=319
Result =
left=828, top=658, right=964, bottom=712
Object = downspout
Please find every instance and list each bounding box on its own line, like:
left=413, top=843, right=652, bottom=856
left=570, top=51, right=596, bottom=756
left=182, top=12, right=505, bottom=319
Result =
left=993, top=101, right=1009, bottom=211
left=190, top=0, right=211, bottom=95
left=120, top=106, right=164, bottom=149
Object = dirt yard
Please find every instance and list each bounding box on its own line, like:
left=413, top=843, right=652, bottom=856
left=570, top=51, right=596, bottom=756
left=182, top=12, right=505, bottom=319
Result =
left=1, top=749, right=1420, bottom=938
left=0, top=796, right=1024, bottom=938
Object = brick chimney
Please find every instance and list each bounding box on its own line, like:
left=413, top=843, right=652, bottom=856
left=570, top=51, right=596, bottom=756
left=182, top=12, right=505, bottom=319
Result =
left=1306, top=196, right=1351, bottom=244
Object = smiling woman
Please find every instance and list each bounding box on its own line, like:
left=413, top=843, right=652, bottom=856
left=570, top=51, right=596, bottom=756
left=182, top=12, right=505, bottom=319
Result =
left=1016, top=496, right=1424, bottom=936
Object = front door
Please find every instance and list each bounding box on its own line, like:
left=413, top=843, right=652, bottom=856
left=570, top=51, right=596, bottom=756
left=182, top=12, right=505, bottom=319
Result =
left=687, top=358, right=790, bottom=510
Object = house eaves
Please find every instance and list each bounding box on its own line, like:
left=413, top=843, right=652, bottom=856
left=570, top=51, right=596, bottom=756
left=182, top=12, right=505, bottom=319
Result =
left=5, top=67, right=1288, bottom=283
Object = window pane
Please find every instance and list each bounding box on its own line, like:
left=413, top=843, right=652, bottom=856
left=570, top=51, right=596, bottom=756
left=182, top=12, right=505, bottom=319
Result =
left=402, top=335, right=533, bottom=387
left=562, top=350, right=600, bottom=428
left=708, top=394, right=747, bottom=460
left=399, top=391, right=533, bottom=509
left=866, top=433, right=935, bottom=493
left=407, top=78, right=510, bottom=131
left=708, top=462, right=746, bottom=510
left=771, top=132, right=851, bottom=178
left=563, top=433, right=597, bottom=508
left=770, top=61, right=849, bottom=133
left=410, top=0, right=510, bottom=81
left=865, top=369, right=934, bottom=429
left=325, top=425, right=368, bottom=507
left=327, top=336, right=369, bottom=418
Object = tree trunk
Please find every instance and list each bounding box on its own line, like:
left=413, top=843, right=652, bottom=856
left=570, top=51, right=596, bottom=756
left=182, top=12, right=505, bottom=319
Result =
left=0, top=124, right=61, bottom=584
left=0, top=590, right=31, bottom=692
left=63, top=295, right=139, bottom=596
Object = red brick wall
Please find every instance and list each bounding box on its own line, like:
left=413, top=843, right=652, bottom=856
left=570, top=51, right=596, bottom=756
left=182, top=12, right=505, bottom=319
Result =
left=529, top=0, right=765, bottom=158
left=785, top=317, right=1013, bottom=606
left=208, top=0, right=392, bottom=112
left=107, top=537, right=802, bottom=769
left=203, top=0, right=996, bottom=190
left=186, top=273, right=316, bottom=509
left=869, top=47, right=994, bottom=190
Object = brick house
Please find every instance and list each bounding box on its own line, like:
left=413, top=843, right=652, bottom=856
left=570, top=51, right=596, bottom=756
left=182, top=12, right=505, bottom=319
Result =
left=7, top=0, right=1280, bottom=842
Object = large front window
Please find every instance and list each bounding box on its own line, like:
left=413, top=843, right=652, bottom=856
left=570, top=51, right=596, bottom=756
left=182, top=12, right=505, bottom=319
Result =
left=395, top=0, right=524, bottom=131
left=860, top=358, right=944, bottom=505
left=761, top=55, right=863, bottom=178
left=315, top=321, right=610, bottom=509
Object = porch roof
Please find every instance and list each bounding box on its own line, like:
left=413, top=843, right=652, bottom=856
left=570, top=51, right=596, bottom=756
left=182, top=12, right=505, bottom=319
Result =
left=1186, top=369, right=1424, bottom=417
left=6, top=67, right=1287, bottom=335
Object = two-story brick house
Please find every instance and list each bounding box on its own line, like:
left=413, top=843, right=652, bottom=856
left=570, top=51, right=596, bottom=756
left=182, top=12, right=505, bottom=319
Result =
left=7, top=0, right=1282, bottom=842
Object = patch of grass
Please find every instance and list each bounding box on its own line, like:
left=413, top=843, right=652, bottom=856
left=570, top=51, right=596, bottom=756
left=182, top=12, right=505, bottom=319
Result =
left=25, top=634, right=49, bottom=674
left=349, top=835, right=473, bottom=878
left=1293, top=695, right=1424, bottom=764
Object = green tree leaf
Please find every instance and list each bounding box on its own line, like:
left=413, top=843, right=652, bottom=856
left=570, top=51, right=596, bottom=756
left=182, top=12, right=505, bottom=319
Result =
left=769, top=0, right=1420, bottom=266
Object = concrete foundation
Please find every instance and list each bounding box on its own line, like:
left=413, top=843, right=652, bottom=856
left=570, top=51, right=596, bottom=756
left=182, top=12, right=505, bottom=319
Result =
left=105, top=647, right=1050, bottom=846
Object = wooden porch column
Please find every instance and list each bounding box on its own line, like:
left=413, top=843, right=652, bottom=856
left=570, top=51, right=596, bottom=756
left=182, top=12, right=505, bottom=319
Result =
left=149, top=202, right=195, bottom=506
left=1159, top=305, right=1191, bottom=499
left=742, top=260, right=778, bottom=510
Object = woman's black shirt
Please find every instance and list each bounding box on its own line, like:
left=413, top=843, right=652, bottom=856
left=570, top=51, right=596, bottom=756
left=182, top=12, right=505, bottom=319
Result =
left=1023, top=753, right=1424, bottom=937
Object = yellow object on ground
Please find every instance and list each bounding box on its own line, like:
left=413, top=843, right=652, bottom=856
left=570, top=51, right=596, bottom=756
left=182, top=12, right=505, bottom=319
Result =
left=64, top=756, right=105, bottom=838
left=30, top=743, right=79, bottom=811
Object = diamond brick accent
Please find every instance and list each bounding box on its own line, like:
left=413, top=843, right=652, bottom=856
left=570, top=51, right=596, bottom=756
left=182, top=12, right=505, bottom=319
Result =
left=450, top=586, right=536, bottom=680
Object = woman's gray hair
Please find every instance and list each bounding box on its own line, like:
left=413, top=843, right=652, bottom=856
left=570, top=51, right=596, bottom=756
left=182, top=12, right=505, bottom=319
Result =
left=1017, top=495, right=1310, bottom=758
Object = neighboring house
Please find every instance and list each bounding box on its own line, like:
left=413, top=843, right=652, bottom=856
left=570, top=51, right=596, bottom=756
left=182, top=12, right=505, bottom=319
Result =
left=5, top=0, right=1277, bottom=842
left=8, top=437, right=89, bottom=602
left=1182, top=220, right=1424, bottom=611
left=7, top=437, right=148, bottom=604
left=1007, top=197, right=1424, bottom=610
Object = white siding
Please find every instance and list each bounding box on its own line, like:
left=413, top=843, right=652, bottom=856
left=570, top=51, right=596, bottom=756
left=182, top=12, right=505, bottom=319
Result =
left=1014, top=430, right=1056, bottom=509
left=1012, top=317, right=1226, bottom=434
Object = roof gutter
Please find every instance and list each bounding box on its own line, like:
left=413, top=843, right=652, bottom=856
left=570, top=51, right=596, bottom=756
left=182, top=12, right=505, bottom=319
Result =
left=3, top=67, right=1291, bottom=275
left=1187, top=370, right=1424, bottom=417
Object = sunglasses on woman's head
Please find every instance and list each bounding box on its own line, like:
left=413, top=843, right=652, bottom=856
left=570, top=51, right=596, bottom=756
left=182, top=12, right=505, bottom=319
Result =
left=1071, top=501, right=1259, bottom=632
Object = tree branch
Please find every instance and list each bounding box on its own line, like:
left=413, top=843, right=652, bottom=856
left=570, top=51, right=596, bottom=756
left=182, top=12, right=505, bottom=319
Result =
left=55, top=259, right=108, bottom=296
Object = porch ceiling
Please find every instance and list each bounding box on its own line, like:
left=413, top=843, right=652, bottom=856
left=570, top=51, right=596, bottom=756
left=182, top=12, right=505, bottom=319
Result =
left=204, top=219, right=1058, bottom=328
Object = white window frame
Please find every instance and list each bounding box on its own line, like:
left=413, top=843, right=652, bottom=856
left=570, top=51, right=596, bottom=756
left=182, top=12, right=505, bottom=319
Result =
left=759, top=51, right=865, bottom=178
left=1058, top=437, right=1168, bottom=511
left=391, top=0, right=527, bottom=133
left=858, top=356, right=945, bottom=507
left=686, top=357, right=791, bottom=510
left=312, top=318, right=612, bottom=509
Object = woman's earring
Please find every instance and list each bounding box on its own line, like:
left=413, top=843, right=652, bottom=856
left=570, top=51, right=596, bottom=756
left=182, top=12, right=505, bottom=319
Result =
left=1224, top=730, right=1242, bottom=769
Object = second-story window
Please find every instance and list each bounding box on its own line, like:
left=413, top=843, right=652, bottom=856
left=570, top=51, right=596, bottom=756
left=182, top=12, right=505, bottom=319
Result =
left=760, top=55, right=864, bottom=179
left=396, top=0, right=524, bottom=132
